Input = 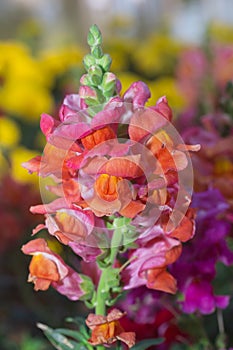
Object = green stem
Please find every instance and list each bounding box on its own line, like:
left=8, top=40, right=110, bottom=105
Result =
left=95, top=222, right=124, bottom=350
left=109, top=227, right=123, bottom=265
left=95, top=270, right=107, bottom=350
left=95, top=269, right=107, bottom=315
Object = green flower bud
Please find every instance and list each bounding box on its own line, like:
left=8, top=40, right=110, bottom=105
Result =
left=80, top=73, right=92, bottom=86
left=87, top=24, right=102, bottom=47
left=98, top=54, right=112, bottom=72
left=83, top=54, right=96, bottom=70
left=102, top=72, right=117, bottom=97
left=88, top=65, right=103, bottom=86
left=91, top=45, right=103, bottom=59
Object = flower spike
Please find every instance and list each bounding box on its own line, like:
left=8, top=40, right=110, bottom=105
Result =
left=80, top=24, right=117, bottom=106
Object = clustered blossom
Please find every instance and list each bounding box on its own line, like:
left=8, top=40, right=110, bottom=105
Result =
left=21, top=25, right=201, bottom=349
left=23, top=81, right=199, bottom=295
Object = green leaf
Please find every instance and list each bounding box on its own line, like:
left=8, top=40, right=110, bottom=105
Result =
left=131, top=338, right=164, bottom=350
left=37, top=323, right=88, bottom=350
left=55, top=329, right=87, bottom=343
left=65, top=317, right=90, bottom=338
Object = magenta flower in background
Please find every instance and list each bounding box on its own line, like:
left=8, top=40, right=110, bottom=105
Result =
left=171, top=189, right=233, bottom=314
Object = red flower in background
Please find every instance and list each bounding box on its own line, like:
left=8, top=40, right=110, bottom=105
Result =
left=0, top=176, right=42, bottom=253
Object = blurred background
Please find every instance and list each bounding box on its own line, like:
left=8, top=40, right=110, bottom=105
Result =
left=1, top=0, right=233, bottom=349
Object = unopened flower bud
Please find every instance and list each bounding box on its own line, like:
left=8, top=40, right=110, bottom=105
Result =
left=79, top=85, right=97, bottom=100
left=80, top=74, right=92, bottom=86
left=79, top=85, right=104, bottom=106
left=83, top=54, right=96, bottom=70
left=102, top=72, right=117, bottom=96
left=87, top=24, right=102, bottom=47
left=98, top=54, right=112, bottom=72
left=91, top=46, right=103, bottom=59
left=88, top=65, right=103, bottom=86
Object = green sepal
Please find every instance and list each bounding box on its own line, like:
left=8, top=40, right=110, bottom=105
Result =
left=97, top=248, right=112, bottom=268
left=83, top=54, right=96, bottom=70
left=88, top=65, right=103, bottom=86
left=80, top=74, right=92, bottom=86
left=102, top=72, right=116, bottom=91
left=97, top=54, right=112, bottom=72
left=79, top=274, right=95, bottom=301
left=91, top=45, right=103, bottom=59
left=104, top=266, right=121, bottom=289
left=84, top=88, right=105, bottom=106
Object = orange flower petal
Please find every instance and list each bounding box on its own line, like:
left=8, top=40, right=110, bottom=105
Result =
left=116, top=332, right=136, bottom=348
left=95, top=174, right=120, bottom=201
left=169, top=208, right=196, bottom=242
left=146, top=268, right=177, bottom=294
left=81, top=126, right=115, bottom=150
left=29, top=254, right=59, bottom=290
left=120, top=200, right=145, bottom=218
left=102, top=156, right=144, bottom=178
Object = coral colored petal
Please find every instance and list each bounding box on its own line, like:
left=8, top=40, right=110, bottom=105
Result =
left=29, top=254, right=60, bottom=282
left=40, top=113, right=59, bottom=137
left=81, top=126, right=116, bottom=150
left=32, top=224, right=46, bottom=235
left=102, top=156, right=144, bottom=178
left=116, top=332, right=136, bottom=348
left=33, top=278, right=51, bottom=291
left=120, top=200, right=145, bottom=218
left=107, top=309, right=125, bottom=322
left=169, top=208, right=196, bottom=242
left=165, top=244, right=182, bottom=265
left=22, top=156, right=41, bottom=174
left=30, top=198, right=71, bottom=215
left=129, top=109, right=167, bottom=142
left=146, top=268, right=177, bottom=294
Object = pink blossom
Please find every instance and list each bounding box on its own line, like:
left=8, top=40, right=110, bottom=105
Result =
left=21, top=238, right=84, bottom=300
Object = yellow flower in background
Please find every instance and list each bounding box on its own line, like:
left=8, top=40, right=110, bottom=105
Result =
left=117, top=71, right=144, bottom=94
left=10, top=146, right=39, bottom=186
left=207, top=22, right=233, bottom=44
left=132, top=34, right=183, bottom=78
left=39, top=46, right=85, bottom=81
left=0, top=117, right=21, bottom=149
left=0, top=42, right=49, bottom=86
left=0, top=41, right=53, bottom=121
left=0, top=82, right=54, bottom=122
left=148, top=77, right=185, bottom=112
left=0, top=152, right=9, bottom=178
left=105, top=38, right=136, bottom=72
